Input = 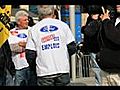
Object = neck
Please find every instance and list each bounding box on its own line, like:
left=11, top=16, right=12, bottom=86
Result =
left=43, top=14, right=54, bottom=19
left=16, top=26, right=28, bottom=30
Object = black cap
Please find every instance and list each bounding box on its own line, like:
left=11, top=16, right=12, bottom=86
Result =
left=87, top=5, right=103, bottom=14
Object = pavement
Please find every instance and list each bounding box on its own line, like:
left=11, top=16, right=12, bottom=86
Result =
left=70, top=68, right=96, bottom=86
left=70, top=77, right=96, bottom=86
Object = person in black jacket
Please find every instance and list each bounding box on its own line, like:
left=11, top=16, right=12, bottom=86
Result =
left=0, top=40, right=15, bottom=86
left=98, top=5, right=120, bottom=86
left=81, top=5, right=103, bottom=86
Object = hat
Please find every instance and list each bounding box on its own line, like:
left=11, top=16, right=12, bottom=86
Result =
left=87, top=5, right=103, bottom=14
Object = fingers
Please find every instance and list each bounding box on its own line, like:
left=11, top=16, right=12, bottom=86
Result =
left=106, top=9, right=110, bottom=15
left=102, top=6, right=105, bottom=14
left=101, top=6, right=110, bottom=15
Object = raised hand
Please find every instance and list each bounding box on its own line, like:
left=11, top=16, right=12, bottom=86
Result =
left=100, top=6, right=110, bottom=21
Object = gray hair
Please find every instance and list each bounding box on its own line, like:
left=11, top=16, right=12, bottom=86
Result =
left=15, top=10, right=29, bottom=22
left=37, top=5, right=54, bottom=19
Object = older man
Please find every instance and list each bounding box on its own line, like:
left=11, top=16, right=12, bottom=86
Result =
left=8, top=10, right=31, bottom=86
left=25, top=5, right=76, bottom=86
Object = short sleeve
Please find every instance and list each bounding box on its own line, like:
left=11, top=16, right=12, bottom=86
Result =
left=64, top=24, right=75, bottom=44
left=25, top=29, right=36, bottom=51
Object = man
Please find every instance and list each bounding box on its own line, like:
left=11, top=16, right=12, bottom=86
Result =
left=98, top=5, right=120, bottom=86
left=8, top=10, right=32, bottom=86
left=81, top=5, right=103, bottom=86
left=25, top=5, right=76, bottom=86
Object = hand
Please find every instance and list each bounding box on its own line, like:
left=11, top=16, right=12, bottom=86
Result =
left=18, top=41, right=26, bottom=47
left=100, top=6, right=110, bottom=21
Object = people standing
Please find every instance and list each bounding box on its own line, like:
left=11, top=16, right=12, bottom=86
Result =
left=81, top=5, right=103, bottom=86
left=25, top=5, right=76, bottom=86
left=8, top=10, right=31, bottom=86
left=98, top=5, right=120, bottom=86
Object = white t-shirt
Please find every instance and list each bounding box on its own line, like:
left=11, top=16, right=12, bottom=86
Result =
left=8, top=27, right=31, bottom=70
left=26, top=18, right=75, bottom=77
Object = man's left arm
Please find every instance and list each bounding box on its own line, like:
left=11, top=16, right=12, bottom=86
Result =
left=102, top=19, right=120, bottom=45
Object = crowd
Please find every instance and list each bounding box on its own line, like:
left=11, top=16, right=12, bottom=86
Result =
left=0, top=5, right=120, bottom=86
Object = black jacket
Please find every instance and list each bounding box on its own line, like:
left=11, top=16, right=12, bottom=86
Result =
left=99, top=18, right=120, bottom=72
left=0, top=40, right=15, bottom=77
left=82, top=20, right=101, bottom=54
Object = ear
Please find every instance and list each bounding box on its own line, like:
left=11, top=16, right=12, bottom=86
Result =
left=17, top=21, right=20, bottom=25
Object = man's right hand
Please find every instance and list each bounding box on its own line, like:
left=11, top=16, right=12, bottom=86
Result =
left=18, top=41, right=26, bottom=48
left=101, top=7, right=110, bottom=21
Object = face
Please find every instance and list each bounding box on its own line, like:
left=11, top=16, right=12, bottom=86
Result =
left=17, top=16, right=28, bottom=29
left=116, top=5, right=120, bottom=13
left=91, top=14, right=99, bottom=20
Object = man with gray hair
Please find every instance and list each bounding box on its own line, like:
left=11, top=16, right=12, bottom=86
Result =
left=15, top=10, right=29, bottom=29
left=8, top=10, right=32, bottom=86
left=37, top=5, right=55, bottom=20
left=25, top=5, right=76, bottom=86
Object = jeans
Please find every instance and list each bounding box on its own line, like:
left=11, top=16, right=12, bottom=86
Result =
left=37, top=73, right=70, bottom=86
left=90, top=53, right=102, bottom=86
left=6, top=69, right=14, bottom=86
left=14, top=67, right=30, bottom=86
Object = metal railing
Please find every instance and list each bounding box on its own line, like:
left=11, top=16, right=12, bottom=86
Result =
left=70, top=44, right=95, bottom=82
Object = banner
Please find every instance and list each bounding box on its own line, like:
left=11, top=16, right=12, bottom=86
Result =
left=0, top=5, right=11, bottom=48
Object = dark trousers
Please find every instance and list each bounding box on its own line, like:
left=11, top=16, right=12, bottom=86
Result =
left=14, top=67, right=30, bottom=86
left=0, top=73, right=6, bottom=86
left=37, top=73, right=70, bottom=86
left=28, top=70, right=37, bottom=86
left=0, top=76, right=6, bottom=86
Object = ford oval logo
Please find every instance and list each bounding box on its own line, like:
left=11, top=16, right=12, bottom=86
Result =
left=17, top=33, right=27, bottom=38
left=40, top=25, right=58, bottom=32
left=40, top=26, right=48, bottom=32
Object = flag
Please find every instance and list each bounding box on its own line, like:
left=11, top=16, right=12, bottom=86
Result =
left=0, top=5, right=11, bottom=48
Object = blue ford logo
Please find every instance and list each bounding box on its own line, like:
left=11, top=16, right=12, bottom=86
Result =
left=17, top=33, right=27, bottom=38
left=40, top=25, right=58, bottom=32
left=40, top=26, right=48, bottom=32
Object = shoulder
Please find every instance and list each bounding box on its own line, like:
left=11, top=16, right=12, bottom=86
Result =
left=10, top=27, right=17, bottom=31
